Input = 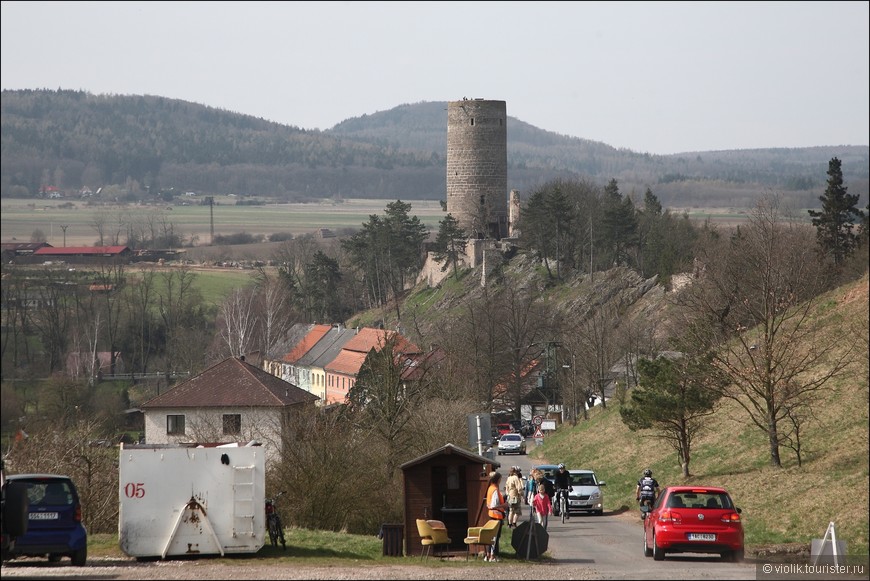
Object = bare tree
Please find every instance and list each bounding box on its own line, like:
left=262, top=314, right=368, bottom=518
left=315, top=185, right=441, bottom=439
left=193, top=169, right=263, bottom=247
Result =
left=91, top=209, right=109, bottom=246
left=254, top=269, right=299, bottom=356
left=218, top=286, right=259, bottom=358
left=576, top=306, right=619, bottom=409
left=158, top=267, right=202, bottom=373
left=498, top=286, right=554, bottom=419
left=676, top=194, right=853, bottom=467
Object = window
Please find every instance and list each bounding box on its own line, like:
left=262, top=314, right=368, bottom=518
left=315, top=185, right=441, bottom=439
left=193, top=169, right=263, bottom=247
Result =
left=222, top=414, right=241, bottom=435
left=166, top=414, right=185, bottom=435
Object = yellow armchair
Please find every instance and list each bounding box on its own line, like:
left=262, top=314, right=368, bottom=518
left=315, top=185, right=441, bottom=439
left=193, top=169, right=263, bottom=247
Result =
left=416, top=519, right=451, bottom=560
left=464, top=519, right=500, bottom=560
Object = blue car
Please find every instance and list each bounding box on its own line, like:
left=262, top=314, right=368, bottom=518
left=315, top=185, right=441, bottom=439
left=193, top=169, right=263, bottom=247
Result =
left=3, top=474, right=87, bottom=566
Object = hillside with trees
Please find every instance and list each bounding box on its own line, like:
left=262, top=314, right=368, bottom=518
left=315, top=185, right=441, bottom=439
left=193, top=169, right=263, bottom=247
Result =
left=2, top=89, right=867, bottom=208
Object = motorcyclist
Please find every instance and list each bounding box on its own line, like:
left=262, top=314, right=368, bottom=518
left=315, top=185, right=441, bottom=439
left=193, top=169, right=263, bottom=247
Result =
left=635, top=469, right=660, bottom=518
left=553, top=463, right=571, bottom=519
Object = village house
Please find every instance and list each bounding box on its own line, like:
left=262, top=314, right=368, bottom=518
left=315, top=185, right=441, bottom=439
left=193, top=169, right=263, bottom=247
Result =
left=139, top=356, right=318, bottom=464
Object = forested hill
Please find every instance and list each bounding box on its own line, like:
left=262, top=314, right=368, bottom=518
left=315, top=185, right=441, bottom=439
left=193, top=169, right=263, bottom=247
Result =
left=2, top=89, right=867, bottom=207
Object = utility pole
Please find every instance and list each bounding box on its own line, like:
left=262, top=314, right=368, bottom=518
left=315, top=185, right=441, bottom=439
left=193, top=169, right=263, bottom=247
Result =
left=205, top=196, right=215, bottom=244
left=60, top=224, right=69, bottom=247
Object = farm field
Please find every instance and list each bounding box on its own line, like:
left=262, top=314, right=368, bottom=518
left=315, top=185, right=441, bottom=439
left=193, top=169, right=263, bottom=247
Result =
left=0, top=197, right=761, bottom=250
left=0, top=197, right=447, bottom=248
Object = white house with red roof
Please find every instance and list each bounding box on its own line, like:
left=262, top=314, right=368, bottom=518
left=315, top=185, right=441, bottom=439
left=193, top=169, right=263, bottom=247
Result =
left=140, top=356, right=318, bottom=463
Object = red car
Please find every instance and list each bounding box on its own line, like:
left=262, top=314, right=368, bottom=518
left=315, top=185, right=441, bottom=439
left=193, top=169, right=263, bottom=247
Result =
left=495, top=423, right=513, bottom=436
left=643, top=486, right=744, bottom=562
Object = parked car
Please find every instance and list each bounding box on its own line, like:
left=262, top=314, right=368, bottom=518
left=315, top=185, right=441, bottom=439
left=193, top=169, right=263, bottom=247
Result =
left=497, top=433, right=526, bottom=455
left=643, top=485, right=744, bottom=562
left=3, top=474, right=88, bottom=566
left=567, top=469, right=606, bottom=515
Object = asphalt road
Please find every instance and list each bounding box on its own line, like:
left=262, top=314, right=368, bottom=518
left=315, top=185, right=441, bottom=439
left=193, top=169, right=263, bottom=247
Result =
left=501, top=437, right=759, bottom=580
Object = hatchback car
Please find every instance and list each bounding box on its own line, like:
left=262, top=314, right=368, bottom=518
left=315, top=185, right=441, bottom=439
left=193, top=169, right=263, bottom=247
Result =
left=643, top=486, right=744, bottom=562
left=3, top=474, right=87, bottom=566
left=567, top=469, right=606, bottom=515
left=497, top=433, right=526, bottom=455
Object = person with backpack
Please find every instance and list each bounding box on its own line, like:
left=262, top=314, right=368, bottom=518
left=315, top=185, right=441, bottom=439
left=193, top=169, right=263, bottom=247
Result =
left=635, top=468, right=660, bottom=518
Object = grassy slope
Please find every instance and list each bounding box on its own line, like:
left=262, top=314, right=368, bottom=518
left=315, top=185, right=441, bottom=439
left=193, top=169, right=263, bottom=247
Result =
left=530, top=273, right=869, bottom=554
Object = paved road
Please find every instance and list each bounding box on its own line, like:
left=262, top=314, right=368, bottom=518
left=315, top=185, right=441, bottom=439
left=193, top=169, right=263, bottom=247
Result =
left=501, top=437, right=758, bottom=579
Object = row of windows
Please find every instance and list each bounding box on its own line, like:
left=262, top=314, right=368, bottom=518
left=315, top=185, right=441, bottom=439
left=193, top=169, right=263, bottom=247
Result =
left=286, top=365, right=355, bottom=390
left=166, top=414, right=240, bottom=436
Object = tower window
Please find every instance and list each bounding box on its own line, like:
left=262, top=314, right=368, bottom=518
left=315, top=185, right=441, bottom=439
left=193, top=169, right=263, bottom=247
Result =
left=470, top=118, right=474, bottom=126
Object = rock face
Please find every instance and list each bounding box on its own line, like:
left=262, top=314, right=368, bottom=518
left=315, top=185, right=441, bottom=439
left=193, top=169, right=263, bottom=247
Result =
left=406, top=250, right=681, bottom=345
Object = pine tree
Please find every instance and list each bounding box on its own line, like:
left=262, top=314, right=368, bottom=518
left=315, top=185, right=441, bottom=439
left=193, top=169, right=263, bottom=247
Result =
left=808, top=157, right=865, bottom=266
left=432, top=213, right=467, bottom=279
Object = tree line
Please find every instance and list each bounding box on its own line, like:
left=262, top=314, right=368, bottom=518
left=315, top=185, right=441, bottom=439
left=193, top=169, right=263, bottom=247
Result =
left=4, top=89, right=867, bottom=208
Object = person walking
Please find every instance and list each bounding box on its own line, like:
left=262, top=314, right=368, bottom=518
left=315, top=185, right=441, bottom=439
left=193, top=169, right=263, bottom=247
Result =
left=526, top=468, right=541, bottom=505
left=485, top=471, right=508, bottom=562
left=505, top=466, right=524, bottom=529
left=531, top=482, right=553, bottom=530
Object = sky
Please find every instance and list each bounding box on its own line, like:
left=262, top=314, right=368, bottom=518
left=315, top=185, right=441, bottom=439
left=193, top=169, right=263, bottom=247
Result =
left=2, top=1, right=868, bottom=155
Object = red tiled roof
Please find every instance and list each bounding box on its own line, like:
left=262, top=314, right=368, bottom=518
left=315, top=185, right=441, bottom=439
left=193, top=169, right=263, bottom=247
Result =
left=325, top=350, right=368, bottom=376
left=342, top=328, right=419, bottom=354
left=140, top=357, right=318, bottom=409
left=283, top=324, right=331, bottom=363
left=33, top=245, right=130, bottom=255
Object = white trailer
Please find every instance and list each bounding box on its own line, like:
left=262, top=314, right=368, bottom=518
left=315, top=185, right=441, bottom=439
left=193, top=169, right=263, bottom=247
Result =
left=118, top=443, right=266, bottom=558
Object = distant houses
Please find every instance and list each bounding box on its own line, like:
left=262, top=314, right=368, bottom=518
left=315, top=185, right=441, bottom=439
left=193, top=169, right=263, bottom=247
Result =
left=262, top=324, right=422, bottom=405
left=6, top=245, right=134, bottom=265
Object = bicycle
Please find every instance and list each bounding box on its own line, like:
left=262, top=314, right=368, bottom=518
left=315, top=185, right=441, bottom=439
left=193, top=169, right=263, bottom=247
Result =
left=557, top=489, right=569, bottom=524
left=265, top=491, right=286, bottom=549
left=638, top=496, right=654, bottom=520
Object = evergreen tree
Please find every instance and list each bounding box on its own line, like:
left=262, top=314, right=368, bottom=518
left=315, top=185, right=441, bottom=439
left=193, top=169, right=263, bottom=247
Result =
left=303, top=250, right=343, bottom=322
left=341, top=200, right=428, bottom=320
left=619, top=352, right=724, bottom=478
left=808, top=157, right=865, bottom=266
left=432, top=213, right=467, bottom=279
left=601, top=179, right=638, bottom=267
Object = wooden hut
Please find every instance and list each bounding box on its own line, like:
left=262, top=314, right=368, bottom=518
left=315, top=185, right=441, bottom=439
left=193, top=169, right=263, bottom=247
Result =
left=400, top=443, right=500, bottom=556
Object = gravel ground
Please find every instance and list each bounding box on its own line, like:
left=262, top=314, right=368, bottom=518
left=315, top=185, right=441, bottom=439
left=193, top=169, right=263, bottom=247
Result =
left=1, top=556, right=594, bottom=580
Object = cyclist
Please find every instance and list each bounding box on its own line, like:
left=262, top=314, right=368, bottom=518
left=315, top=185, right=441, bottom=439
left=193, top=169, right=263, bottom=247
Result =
left=553, top=463, right=571, bottom=520
left=635, top=469, right=660, bottom=518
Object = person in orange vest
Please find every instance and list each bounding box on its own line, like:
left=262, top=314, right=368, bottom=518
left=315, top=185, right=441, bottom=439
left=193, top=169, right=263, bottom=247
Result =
left=485, top=471, right=508, bottom=562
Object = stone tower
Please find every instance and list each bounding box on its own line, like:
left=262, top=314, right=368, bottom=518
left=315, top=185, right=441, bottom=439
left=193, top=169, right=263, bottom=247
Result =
left=446, top=99, right=508, bottom=240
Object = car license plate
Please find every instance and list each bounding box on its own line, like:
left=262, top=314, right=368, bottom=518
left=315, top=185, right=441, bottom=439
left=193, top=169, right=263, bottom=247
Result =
left=570, top=500, right=580, bottom=506
left=30, top=512, right=59, bottom=520
left=687, top=533, right=716, bottom=541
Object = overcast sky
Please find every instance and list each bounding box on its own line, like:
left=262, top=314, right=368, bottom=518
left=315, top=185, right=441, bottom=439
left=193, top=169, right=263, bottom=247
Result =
left=2, top=1, right=868, bottom=155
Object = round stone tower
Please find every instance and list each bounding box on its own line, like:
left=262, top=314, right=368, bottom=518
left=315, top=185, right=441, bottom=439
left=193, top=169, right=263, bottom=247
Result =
left=446, top=98, right=508, bottom=240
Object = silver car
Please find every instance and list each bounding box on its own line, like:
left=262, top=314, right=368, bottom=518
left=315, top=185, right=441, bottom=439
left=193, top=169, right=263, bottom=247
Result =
left=567, top=469, right=606, bottom=515
left=497, top=433, right=526, bottom=455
